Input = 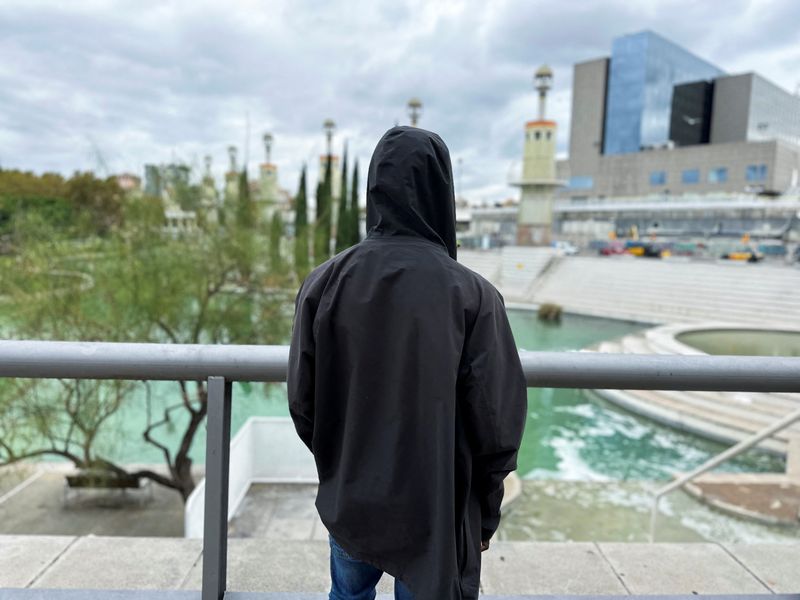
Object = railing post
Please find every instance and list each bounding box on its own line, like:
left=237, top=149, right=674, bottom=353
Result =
left=202, top=376, right=232, bottom=600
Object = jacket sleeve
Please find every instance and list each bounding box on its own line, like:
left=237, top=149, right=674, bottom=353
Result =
left=287, top=279, right=316, bottom=453
left=458, top=284, right=528, bottom=542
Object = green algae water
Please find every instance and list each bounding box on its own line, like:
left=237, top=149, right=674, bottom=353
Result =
left=86, top=309, right=784, bottom=479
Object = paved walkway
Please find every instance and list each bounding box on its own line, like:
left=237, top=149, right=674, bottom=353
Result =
left=0, top=469, right=185, bottom=537
left=686, top=473, right=800, bottom=525
left=1, top=535, right=799, bottom=595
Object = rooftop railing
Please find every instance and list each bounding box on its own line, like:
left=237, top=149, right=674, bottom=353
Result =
left=1, top=340, right=800, bottom=600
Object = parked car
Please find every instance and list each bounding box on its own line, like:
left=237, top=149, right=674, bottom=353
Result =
left=552, top=240, right=578, bottom=255
left=599, top=241, right=626, bottom=255
left=721, top=247, right=764, bottom=262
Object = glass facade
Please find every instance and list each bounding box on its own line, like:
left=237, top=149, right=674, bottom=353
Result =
left=708, top=167, right=728, bottom=183
left=746, top=164, right=767, bottom=182
left=747, top=75, right=800, bottom=146
left=681, top=169, right=700, bottom=184
left=603, top=31, right=724, bottom=155
left=568, top=176, right=594, bottom=189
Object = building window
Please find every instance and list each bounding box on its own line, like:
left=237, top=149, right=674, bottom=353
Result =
left=649, top=170, right=667, bottom=185
left=746, top=164, right=767, bottom=182
left=708, top=167, right=728, bottom=183
left=568, top=176, right=593, bottom=190
left=546, top=131, right=552, bottom=140
left=534, top=131, right=541, bottom=140
left=681, top=169, right=700, bottom=184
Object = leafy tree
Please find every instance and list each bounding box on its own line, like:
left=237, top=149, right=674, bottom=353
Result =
left=66, top=172, right=124, bottom=236
left=0, top=213, right=291, bottom=502
left=335, top=145, right=349, bottom=253
left=0, top=170, right=126, bottom=240
left=293, top=166, right=310, bottom=280
left=349, top=160, right=360, bottom=244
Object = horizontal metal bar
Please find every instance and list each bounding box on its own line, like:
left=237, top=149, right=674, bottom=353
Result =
left=1, top=340, right=799, bottom=392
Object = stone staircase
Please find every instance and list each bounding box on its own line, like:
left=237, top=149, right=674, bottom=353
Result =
left=593, top=325, right=800, bottom=455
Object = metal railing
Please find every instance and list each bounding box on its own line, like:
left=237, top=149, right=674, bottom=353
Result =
left=1, top=340, right=800, bottom=600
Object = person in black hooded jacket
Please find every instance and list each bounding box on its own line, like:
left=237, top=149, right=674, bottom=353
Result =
left=287, top=126, right=527, bottom=600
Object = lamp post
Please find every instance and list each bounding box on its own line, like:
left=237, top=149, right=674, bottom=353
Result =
left=407, top=98, right=423, bottom=127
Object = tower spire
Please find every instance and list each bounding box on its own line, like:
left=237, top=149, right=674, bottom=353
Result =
left=263, top=132, right=273, bottom=164
left=534, top=65, right=553, bottom=121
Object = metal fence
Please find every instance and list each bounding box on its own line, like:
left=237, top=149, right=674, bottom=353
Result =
left=1, top=340, right=800, bottom=600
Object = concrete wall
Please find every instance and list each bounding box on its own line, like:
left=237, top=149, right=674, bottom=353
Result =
left=710, top=74, right=752, bottom=144
left=557, top=140, right=785, bottom=198
left=568, top=58, right=608, bottom=179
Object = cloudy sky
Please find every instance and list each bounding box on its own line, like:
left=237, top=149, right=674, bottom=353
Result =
left=2, top=0, right=799, bottom=204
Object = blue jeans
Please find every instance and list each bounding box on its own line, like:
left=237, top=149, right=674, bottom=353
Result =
left=329, top=534, right=414, bottom=599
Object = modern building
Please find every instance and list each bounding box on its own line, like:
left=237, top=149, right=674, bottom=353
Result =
left=561, top=30, right=800, bottom=201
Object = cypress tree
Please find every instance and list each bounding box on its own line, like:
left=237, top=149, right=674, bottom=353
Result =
left=349, top=160, right=360, bottom=244
left=335, top=144, right=349, bottom=253
left=236, top=169, right=255, bottom=229
left=293, top=166, right=310, bottom=280
left=269, top=210, right=284, bottom=275
left=314, top=158, right=333, bottom=264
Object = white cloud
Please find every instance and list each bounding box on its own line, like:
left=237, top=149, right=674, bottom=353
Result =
left=0, top=0, right=797, bottom=203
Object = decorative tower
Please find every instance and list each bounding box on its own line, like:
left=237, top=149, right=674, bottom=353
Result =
left=259, top=132, right=279, bottom=203
left=513, top=65, right=560, bottom=246
left=224, top=145, right=239, bottom=207
left=407, top=98, right=423, bottom=127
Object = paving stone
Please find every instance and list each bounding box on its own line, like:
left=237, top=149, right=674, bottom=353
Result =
left=0, top=535, right=75, bottom=587
left=182, top=539, right=331, bottom=592
left=726, top=543, right=800, bottom=593
left=32, top=536, right=202, bottom=590
left=598, top=542, right=769, bottom=594
left=263, top=518, right=315, bottom=540
left=479, top=542, right=626, bottom=595
left=310, top=516, right=329, bottom=541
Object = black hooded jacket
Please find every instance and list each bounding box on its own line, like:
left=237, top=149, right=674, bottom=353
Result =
left=287, top=126, right=527, bottom=599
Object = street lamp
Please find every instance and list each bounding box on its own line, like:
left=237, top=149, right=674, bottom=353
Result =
left=407, top=98, right=423, bottom=127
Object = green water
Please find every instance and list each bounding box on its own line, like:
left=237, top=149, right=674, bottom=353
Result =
left=87, top=309, right=784, bottom=479
left=507, top=311, right=784, bottom=479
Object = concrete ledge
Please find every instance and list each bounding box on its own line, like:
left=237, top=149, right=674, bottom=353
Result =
left=2, top=536, right=799, bottom=596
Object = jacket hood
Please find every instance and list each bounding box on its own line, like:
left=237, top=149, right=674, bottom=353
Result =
left=365, top=126, right=457, bottom=260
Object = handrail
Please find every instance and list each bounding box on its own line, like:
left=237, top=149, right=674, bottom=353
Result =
left=2, top=340, right=800, bottom=391
left=2, top=340, right=800, bottom=599
left=649, top=405, right=800, bottom=542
